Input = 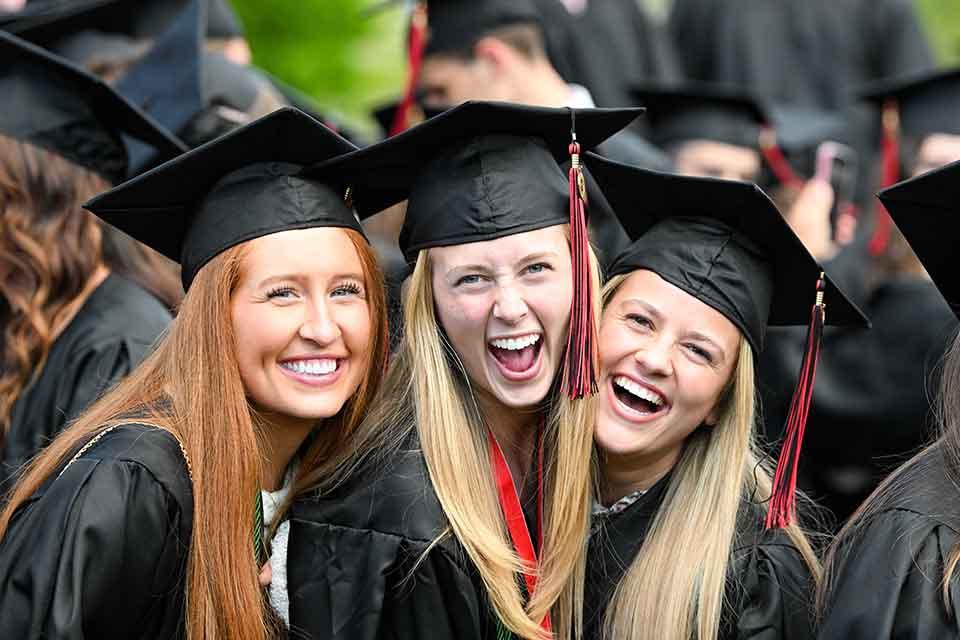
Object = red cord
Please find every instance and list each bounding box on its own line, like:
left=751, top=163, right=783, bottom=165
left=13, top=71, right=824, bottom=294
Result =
left=390, top=3, right=427, bottom=137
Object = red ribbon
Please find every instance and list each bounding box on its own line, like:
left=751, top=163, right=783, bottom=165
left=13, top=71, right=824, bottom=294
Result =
left=390, top=2, right=427, bottom=137
left=868, top=99, right=901, bottom=257
left=759, top=126, right=804, bottom=190
left=488, top=427, right=552, bottom=632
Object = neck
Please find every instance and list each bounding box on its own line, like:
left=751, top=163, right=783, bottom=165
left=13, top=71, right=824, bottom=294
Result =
left=477, top=391, right=540, bottom=492
left=258, top=412, right=317, bottom=491
left=519, top=59, right=578, bottom=108
left=600, top=446, right=681, bottom=506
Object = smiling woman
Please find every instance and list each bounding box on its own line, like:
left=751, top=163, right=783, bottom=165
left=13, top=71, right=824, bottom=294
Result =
left=285, top=101, right=641, bottom=640
left=582, top=154, right=868, bottom=640
left=0, top=108, right=389, bottom=640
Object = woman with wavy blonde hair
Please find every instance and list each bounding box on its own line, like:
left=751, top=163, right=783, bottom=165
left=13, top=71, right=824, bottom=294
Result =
left=817, top=159, right=960, bottom=638
left=0, top=33, right=186, bottom=493
left=0, top=108, right=390, bottom=638
left=285, top=101, right=640, bottom=639
left=581, top=155, right=867, bottom=640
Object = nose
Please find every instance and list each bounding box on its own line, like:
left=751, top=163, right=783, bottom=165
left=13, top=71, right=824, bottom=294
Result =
left=633, top=334, right=673, bottom=378
left=298, top=298, right=341, bottom=345
left=492, top=283, right=529, bottom=325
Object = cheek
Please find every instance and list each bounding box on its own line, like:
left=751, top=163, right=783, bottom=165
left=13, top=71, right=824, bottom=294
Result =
left=436, top=294, right=491, bottom=343
left=598, top=322, right=634, bottom=370
left=674, top=364, right=727, bottom=419
left=232, top=304, right=295, bottom=364
left=337, top=304, right=373, bottom=359
left=526, top=280, right=573, bottom=330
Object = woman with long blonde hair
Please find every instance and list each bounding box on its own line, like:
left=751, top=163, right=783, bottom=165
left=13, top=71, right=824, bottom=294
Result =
left=0, top=108, right=390, bottom=638
left=817, top=160, right=960, bottom=638
left=0, top=33, right=185, bottom=494
left=284, top=101, right=640, bottom=639
left=582, top=155, right=867, bottom=640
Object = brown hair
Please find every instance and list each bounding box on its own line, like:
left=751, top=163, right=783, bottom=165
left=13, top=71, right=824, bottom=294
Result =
left=0, top=227, right=388, bottom=639
left=818, top=329, right=960, bottom=618
left=0, top=134, right=183, bottom=436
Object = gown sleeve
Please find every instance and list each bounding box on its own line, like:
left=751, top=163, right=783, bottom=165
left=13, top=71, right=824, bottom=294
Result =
left=817, top=509, right=960, bottom=639
left=0, top=454, right=189, bottom=638
left=731, top=540, right=816, bottom=639
left=288, top=521, right=486, bottom=640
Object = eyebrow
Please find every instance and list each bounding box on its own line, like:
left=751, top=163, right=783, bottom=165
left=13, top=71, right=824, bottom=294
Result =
left=620, top=298, right=665, bottom=324
left=684, top=331, right=727, bottom=363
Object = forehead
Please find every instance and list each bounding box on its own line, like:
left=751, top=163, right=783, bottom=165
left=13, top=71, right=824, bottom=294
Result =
left=429, top=224, right=569, bottom=270
left=239, top=227, right=364, bottom=277
left=610, top=270, right=741, bottom=342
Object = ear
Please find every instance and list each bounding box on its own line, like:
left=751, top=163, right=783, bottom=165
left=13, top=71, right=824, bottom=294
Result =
left=473, top=36, right=517, bottom=74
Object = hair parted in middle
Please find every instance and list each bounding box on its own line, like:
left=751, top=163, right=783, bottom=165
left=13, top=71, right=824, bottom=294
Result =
left=596, top=273, right=821, bottom=640
left=0, top=227, right=388, bottom=640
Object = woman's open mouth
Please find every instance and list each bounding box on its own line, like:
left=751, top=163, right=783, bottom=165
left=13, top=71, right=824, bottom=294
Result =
left=609, top=375, right=669, bottom=422
left=487, top=333, right=543, bottom=382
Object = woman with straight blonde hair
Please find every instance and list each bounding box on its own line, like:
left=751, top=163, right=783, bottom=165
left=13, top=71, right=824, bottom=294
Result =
left=582, top=155, right=867, bottom=640
left=817, top=160, right=960, bottom=638
left=285, top=101, right=640, bottom=639
left=0, top=108, right=389, bottom=638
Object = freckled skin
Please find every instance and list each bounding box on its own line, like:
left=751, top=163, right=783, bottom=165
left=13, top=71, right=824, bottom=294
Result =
left=230, top=227, right=372, bottom=431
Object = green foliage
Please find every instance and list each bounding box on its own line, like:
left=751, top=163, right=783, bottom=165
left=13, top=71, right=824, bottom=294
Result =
left=230, top=0, right=406, bottom=135
left=917, top=0, right=960, bottom=63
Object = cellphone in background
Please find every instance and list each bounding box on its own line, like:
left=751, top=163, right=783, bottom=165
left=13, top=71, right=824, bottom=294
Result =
left=814, top=142, right=859, bottom=244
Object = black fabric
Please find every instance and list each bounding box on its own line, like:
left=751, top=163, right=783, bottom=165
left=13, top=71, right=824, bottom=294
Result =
left=288, top=429, right=496, bottom=639
left=818, top=444, right=960, bottom=638
left=83, top=107, right=362, bottom=290
left=0, top=31, right=185, bottom=182
left=631, top=84, right=768, bottom=150
left=422, top=0, right=541, bottom=56
left=0, top=275, right=171, bottom=496
left=760, top=276, right=957, bottom=521
left=0, top=423, right=193, bottom=637
left=585, top=474, right=815, bottom=639
left=859, top=68, right=960, bottom=140
left=878, top=159, right=960, bottom=318
left=311, top=101, right=642, bottom=260
left=531, top=0, right=681, bottom=108
left=587, top=153, right=868, bottom=354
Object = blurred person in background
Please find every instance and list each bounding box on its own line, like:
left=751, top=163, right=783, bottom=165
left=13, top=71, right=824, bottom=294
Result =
left=0, top=32, right=185, bottom=495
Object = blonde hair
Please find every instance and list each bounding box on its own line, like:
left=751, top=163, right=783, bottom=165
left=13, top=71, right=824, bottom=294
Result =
left=319, top=229, right=601, bottom=640
left=598, top=274, right=820, bottom=640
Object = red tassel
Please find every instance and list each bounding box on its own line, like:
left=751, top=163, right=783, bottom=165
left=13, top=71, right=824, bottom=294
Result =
left=390, top=2, right=427, bottom=137
left=759, top=126, right=804, bottom=190
left=765, top=274, right=827, bottom=529
left=868, top=100, right=901, bottom=257
left=561, top=134, right=598, bottom=400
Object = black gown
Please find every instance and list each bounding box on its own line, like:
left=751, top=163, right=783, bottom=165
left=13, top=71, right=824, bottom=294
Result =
left=585, top=473, right=815, bottom=640
left=288, top=429, right=512, bottom=640
left=818, top=443, right=960, bottom=638
left=2, top=274, right=171, bottom=495
left=760, top=274, right=958, bottom=522
left=0, top=422, right=193, bottom=637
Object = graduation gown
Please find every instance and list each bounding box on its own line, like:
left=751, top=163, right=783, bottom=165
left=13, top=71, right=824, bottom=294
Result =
left=818, top=444, right=960, bottom=638
left=287, top=430, right=499, bottom=640
left=760, top=275, right=958, bottom=521
left=585, top=473, right=815, bottom=640
left=0, top=423, right=193, bottom=638
left=2, top=274, right=171, bottom=495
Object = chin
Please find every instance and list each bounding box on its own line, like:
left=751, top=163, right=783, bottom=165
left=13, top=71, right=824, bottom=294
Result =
left=594, top=413, right=654, bottom=457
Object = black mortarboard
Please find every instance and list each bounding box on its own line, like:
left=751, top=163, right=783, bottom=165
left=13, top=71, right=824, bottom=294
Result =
left=587, top=151, right=868, bottom=529
left=314, top=101, right=643, bottom=261
left=878, top=159, right=960, bottom=319
left=589, top=153, right=867, bottom=354
left=860, top=68, right=960, bottom=139
left=631, top=84, right=769, bottom=150
left=316, top=100, right=642, bottom=399
left=83, top=108, right=362, bottom=290
left=423, top=0, right=541, bottom=56
left=0, top=31, right=185, bottom=182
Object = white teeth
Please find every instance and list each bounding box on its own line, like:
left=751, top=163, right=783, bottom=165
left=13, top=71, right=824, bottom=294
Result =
left=613, top=376, right=664, bottom=407
left=282, top=358, right=338, bottom=375
left=490, top=334, right=541, bottom=351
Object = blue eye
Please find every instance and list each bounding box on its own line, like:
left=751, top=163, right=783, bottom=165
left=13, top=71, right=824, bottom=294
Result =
left=332, top=282, right=363, bottom=297
left=626, top=313, right=653, bottom=330
left=455, top=274, right=483, bottom=287
left=524, top=262, right=551, bottom=275
left=266, top=286, right=296, bottom=299
left=685, top=343, right=714, bottom=363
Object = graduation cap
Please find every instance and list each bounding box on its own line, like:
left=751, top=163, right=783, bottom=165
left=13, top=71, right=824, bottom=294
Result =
left=859, top=68, right=960, bottom=256
left=83, top=107, right=361, bottom=290
left=0, top=30, right=186, bottom=183
left=878, top=159, right=960, bottom=319
left=586, top=151, right=869, bottom=527
left=315, top=100, right=644, bottom=398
